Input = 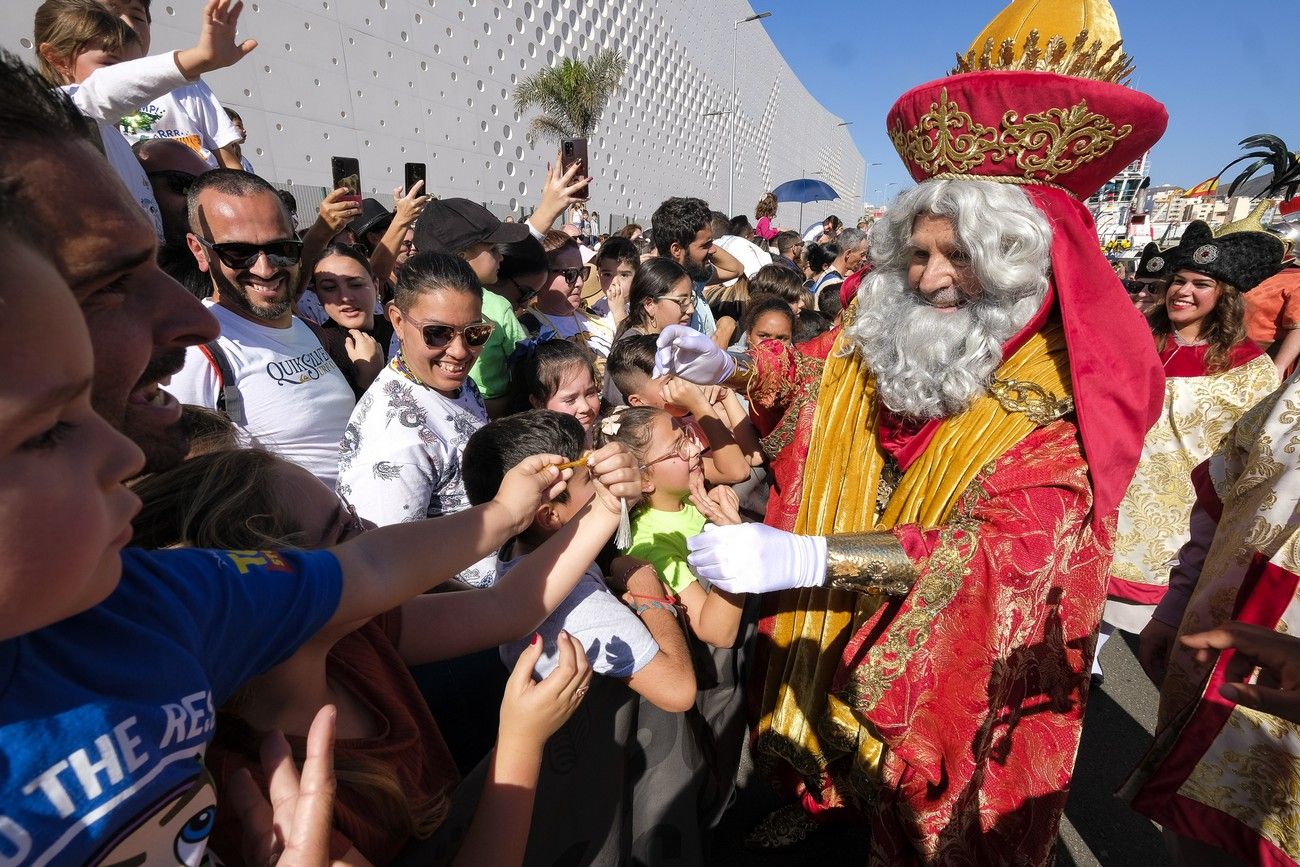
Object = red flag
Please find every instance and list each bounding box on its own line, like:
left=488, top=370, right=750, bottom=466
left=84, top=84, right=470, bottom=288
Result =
left=1182, top=177, right=1219, bottom=198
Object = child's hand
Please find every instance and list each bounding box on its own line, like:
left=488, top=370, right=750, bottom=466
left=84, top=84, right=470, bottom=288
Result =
left=499, top=632, right=593, bottom=752
left=585, top=442, right=641, bottom=515
left=688, top=472, right=742, bottom=527
left=227, top=705, right=337, bottom=867
left=492, top=454, right=571, bottom=535
left=176, top=0, right=258, bottom=78
left=660, top=375, right=712, bottom=417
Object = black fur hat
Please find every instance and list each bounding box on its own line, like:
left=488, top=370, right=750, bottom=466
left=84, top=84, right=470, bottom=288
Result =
left=1167, top=221, right=1284, bottom=292
left=1134, top=242, right=1170, bottom=280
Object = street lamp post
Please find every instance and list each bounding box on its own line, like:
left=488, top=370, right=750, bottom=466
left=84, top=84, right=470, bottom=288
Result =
left=729, top=11, right=771, bottom=216
left=864, top=160, right=881, bottom=209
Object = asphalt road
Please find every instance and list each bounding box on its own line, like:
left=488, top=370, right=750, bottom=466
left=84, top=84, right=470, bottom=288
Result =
left=711, top=631, right=1172, bottom=866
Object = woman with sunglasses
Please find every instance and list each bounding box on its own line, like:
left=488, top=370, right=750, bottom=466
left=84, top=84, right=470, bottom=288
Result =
left=338, top=252, right=499, bottom=588
left=520, top=231, right=617, bottom=358
left=611, top=257, right=695, bottom=342
left=493, top=235, right=550, bottom=317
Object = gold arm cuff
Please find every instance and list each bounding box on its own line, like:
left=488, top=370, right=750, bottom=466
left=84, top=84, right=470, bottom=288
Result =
left=721, top=353, right=757, bottom=392
left=825, top=532, right=917, bottom=597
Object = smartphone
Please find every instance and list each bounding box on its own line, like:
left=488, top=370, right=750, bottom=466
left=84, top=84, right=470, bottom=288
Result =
left=330, top=156, right=362, bottom=205
left=404, top=162, right=426, bottom=195
left=560, top=137, right=590, bottom=201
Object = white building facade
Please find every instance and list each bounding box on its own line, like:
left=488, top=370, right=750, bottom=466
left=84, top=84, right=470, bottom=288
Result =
left=5, top=0, right=865, bottom=230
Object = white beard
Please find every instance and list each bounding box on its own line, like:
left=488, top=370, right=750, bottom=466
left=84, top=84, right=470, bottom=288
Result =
left=845, top=267, right=1043, bottom=419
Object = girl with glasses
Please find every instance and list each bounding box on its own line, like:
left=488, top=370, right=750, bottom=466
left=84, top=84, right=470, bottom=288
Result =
left=338, top=252, right=499, bottom=588
left=520, top=231, right=617, bottom=358
left=612, top=257, right=695, bottom=342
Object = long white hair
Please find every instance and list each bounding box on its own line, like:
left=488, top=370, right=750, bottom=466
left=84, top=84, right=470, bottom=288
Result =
left=846, top=180, right=1052, bottom=419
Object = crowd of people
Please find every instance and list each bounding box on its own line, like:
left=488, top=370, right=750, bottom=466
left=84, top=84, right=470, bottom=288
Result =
left=5, top=0, right=1300, bottom=865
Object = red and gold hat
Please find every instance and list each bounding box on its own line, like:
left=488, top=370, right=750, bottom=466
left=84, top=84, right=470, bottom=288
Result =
left=884, top=0, right=1169, bottom=525
left=888, top=0, right=1166, bottom=200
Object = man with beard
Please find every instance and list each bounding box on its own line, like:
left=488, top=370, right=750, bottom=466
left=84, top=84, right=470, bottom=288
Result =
left=650, top=195, right=744, bottom=336
left=654, top=0, right=1168, bottom=862
left=0, top=50, right=218, bottom=474
left=167, top=169, right=354, bottom=486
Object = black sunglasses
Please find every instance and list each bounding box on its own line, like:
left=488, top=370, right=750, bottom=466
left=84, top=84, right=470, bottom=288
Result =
left=416, top=321, right=496, bottom=349
left=146, top=169, right=198, bottom=196
left=551, top=267, right=586, bottom=284
left=195, top=236, right=304, bottom=269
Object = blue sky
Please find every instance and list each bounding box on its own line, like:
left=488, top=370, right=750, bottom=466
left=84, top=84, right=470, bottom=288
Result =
left=756, top=0, right=1298, bottom=203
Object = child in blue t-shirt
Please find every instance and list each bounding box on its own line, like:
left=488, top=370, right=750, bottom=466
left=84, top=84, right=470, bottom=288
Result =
left=0, top=215, right=641, bottom=865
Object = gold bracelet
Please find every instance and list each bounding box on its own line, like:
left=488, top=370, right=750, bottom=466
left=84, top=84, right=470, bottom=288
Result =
left=825, top=532, right=917, bottom=597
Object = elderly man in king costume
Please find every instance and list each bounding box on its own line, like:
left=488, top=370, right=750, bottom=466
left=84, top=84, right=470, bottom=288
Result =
left=655, top=0, right=1168, bottom=863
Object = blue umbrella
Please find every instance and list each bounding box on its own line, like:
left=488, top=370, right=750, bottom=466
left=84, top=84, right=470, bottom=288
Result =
left=771, top=178, right=840, bottom=204
left=772, top=178, right=840, bottom=226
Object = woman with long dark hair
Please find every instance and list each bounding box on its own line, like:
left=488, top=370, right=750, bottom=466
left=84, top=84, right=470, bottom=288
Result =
left=1103, top=220, right=1283, bottom=681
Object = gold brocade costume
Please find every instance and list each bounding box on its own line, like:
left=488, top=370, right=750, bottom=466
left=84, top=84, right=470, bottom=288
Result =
left=754, top=314, right=1073, bottom=797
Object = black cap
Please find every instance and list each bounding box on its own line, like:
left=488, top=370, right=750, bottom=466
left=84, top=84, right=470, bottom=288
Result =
left=1168, top=221, right=1284, bottom=293
left=413, top=197, right=530, bottom=254
left=348, top=198, right=394, bottom=238
left=1135, top=242, right=1169, bottom=279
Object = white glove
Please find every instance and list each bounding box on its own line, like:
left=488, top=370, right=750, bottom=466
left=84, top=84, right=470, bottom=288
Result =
left=653, top=324, right=736, bottom=384
left=686, top=523, right=827, bottom=594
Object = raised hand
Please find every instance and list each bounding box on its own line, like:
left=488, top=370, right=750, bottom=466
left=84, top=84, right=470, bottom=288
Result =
left=176, top=0, right=258, bottom=78
left=653, top=325, right=736, bottom=384
left=583, top=442, right=641, bottom=515
left=316, top=187, right=363, bottom=233
left=492, top=454, right=570, bottom=535
left=392, top=180, right=430, bottom=228
left=227, top=705, right=338, bottom=867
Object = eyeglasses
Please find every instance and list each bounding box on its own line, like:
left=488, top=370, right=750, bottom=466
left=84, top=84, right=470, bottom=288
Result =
left=409, top=319, right=496, bottom=349
left=551, top=267, right=587, bottom=284
left=657, top=293, right=696, bottom=311
left=640, top=426, right=701, bottom=469
left=194, top=236, right=304, bottom=269
left=146, top=169, right=197, bottom=196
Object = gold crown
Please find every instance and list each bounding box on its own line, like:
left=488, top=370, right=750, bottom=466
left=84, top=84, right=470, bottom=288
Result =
left=951, top=0, right=1134, bottom=83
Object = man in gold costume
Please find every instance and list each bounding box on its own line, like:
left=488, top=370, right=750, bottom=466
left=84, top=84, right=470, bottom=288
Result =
left=655, top=0, right=1169, bottom=862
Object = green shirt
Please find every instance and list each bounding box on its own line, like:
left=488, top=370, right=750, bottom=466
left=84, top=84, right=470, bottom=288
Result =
left=627, top=502, right=708, bottom=595
left=469, top=289, right=525, bottom=399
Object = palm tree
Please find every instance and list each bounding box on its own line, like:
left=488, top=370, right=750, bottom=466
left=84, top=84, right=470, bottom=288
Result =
left=512, top=50, right=627, bottom=144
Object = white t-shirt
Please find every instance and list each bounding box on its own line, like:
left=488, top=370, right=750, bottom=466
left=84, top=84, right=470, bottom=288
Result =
left=118, top=80, right=242, bottom=167
left=165, top=301, right=356, bottom=487
left=715, top=234, right=774, bottom=281
left=526, top=307, right=618, bottom=357
left=62, top=52, right=191, bottom=242
left=336, top=363, right=495, bottom=587
left=498, top=558, right=659, bottom=680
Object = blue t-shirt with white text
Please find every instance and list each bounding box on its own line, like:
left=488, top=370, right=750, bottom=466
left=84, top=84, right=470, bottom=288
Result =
left=0, top=546, right=341, bottom=866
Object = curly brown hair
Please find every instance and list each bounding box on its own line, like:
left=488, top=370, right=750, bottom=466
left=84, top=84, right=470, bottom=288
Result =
left=1147, top=276, right=1247, bottom=374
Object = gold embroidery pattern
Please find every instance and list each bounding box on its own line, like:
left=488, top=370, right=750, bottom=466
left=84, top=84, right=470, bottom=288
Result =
left=889, top=88, right=1133, bottom=185
left=988, top=377, right=1075, bottom=425
left=758, top=352, right=825, bottom=458
left=826, top=532, right=918, bottom=597
left=844, top=505, right=984, bottom=712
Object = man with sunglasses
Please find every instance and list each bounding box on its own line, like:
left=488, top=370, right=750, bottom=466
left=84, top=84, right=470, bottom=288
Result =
left=133, top=137, right=209, bottom=246
left=414, top=197, right=530, bottom=418
left=167, top=169, right=355, bottom=486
